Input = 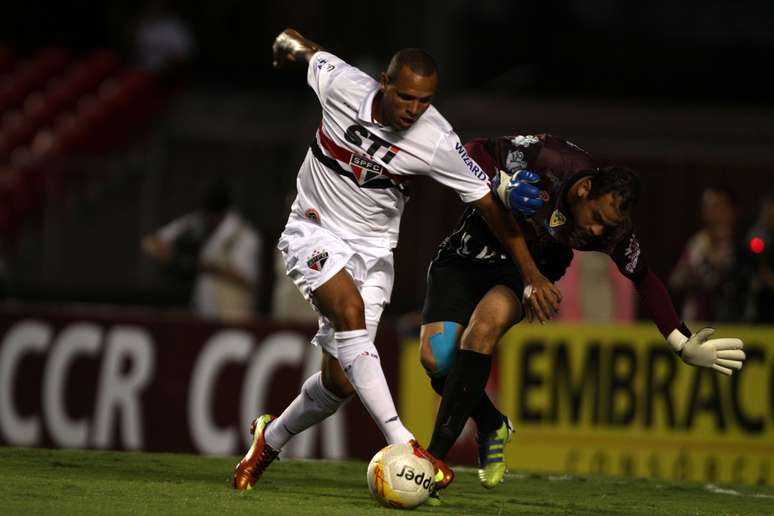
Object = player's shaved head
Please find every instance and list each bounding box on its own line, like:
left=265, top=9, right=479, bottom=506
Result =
left=386, top=48, right=437, bottom=82
left=375, top=49, right=438, bottom=131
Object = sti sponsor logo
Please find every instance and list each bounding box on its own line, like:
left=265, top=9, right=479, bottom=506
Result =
left=345, top=124, right=400, bottom=164
left=396, top=465, right=435, bottom=491
left=455, top=142, right=488, bottom=181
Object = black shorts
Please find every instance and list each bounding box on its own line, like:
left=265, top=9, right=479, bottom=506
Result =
left=421, top=255, right=525, bottom=326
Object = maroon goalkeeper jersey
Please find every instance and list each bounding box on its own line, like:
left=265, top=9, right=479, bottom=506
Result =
left=434, top=134, right=681, bottom=338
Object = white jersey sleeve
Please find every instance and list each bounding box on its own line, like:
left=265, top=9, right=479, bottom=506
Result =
left=429, top=130, right=491, bottom=204
left=307, top=51, right=351, bottom=105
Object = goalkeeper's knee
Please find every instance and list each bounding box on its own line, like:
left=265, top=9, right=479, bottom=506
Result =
left=420, top=321, right=460, bottom=378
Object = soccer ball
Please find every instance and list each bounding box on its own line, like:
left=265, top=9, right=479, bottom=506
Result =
left=366, top=443, right=435, bottom=509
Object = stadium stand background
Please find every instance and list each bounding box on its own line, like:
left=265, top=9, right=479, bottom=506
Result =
left=1, top=1, right=772, bottom=316
left=1, top=0, right=773, bottom=484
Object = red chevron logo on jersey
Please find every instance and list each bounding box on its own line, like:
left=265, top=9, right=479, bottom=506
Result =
left=314, top=127, right=407, bottom=191
left=349, top=154, right=385, bottom=185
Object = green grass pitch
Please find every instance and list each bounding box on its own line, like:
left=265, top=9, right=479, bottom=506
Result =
left=0, top=447, right=772, bottom=515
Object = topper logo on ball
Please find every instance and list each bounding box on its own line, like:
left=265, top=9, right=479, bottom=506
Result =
left=396, top=465, right=434, bottom=490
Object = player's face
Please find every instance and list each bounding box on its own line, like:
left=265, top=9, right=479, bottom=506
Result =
left=379, top=66, right=437, bottom=131
left=573, top=192, right=625, bottom=241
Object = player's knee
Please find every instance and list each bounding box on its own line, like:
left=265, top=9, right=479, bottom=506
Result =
left=332, top=296, right=365, bottom=330
left=461, top=319, right=502, bottom=353
left=418, top=340, right=437, bottom=376
left=420, top=322, right=458, bottom=378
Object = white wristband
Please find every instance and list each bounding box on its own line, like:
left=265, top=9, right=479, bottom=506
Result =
left=522, top=285, right=534, bottom=304
left=667, top=329, right=688, bottom=353
left=275, top=33, right=313, bottom=56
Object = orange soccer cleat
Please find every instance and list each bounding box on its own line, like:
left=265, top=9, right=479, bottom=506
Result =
left=232, top=414, right=279, bottom=491
left=409, top=439, right=455, bottom=490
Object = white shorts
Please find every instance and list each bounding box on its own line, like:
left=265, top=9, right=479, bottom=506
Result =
left=277, top=214, right=394, bottom=358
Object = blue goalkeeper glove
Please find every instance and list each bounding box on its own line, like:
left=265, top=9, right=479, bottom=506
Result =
left=493, top=169, right=544, bottom=217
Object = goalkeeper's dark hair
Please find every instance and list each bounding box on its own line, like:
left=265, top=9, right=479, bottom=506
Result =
left=386, top=48, right=437, bottom=82
left=588, top=166, right=640, bottom=215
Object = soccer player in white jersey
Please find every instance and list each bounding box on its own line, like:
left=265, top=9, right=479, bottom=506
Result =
left=232, top=28, right=562, bottom=492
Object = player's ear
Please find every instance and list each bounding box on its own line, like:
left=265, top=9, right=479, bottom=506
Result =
left=577, top=177, right=592, bottom=198
left=379, top=72, right=390, bottom=92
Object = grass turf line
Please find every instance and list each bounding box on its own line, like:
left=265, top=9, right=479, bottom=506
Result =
left=0, top=447, right=772, bottom=515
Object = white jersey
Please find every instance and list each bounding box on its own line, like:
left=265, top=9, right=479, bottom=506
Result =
left=291, top=51, right=490, bottom=248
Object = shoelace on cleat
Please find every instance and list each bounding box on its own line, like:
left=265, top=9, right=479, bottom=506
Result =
left=253, top=447, right=280, bottom=478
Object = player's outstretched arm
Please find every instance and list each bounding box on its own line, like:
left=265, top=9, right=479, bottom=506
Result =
left=627, top=264, right=746, bottom=376
left=667, top=327, right=745, bottom=376
left=272, top=28, right=323, bottom=68
left=473, top=192, right=562, bottom=323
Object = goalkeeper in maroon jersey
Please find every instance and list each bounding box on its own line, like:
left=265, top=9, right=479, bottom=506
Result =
left=419, top=134, right=747, bottom=499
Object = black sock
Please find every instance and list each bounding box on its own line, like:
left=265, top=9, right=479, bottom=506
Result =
left=472, top=393, right=505, bottom=437
left=429, top=375, right=446, bottom=396
left=428, top=350, right=491, bottom=459
left=430, top=374, right=503, bottom=436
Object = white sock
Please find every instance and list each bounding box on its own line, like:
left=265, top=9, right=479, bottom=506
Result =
left=264, top=372, right=348, bottom=451
left=335, top=329, right=414, bottom=444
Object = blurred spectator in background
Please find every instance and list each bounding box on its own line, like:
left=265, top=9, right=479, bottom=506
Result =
left=556, top=251, right=635, bottom=322
left=270, top=247, right=319, bottom=324
left=142, top=180, right=261, bottom=322
left=669, top=185, right=741, bottom=322
left=132, top=0, right=195, bottom=88
left=742, top=194, right=774, bottom=323
left=270, top=194, right=317, bottom=324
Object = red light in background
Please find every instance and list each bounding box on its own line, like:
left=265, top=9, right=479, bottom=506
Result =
left=750, top=237, right=765, bottom=254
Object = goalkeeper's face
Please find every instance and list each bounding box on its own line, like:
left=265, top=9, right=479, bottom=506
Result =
left=379, top=65, right=437, bottom=131
left=572, top=192, right=626, bottom=242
